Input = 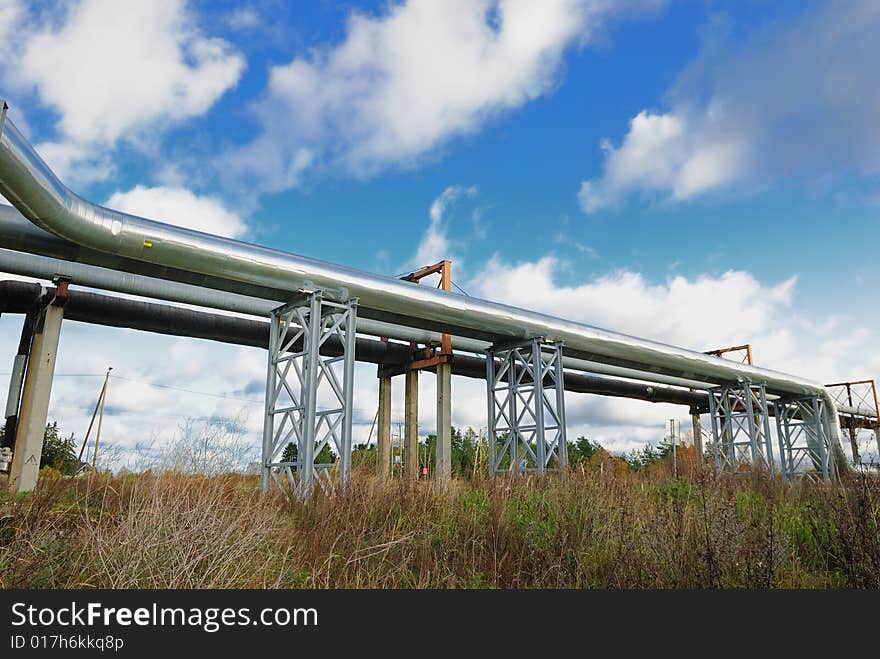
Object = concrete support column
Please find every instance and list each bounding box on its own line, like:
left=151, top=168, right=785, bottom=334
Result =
left=874, top=426, right=880, bottom=463
left=376, top=375, right=392, bottom=478
left=435, top=362, right=452, bottom=482
left=404, top=369, right=419, bottom=479
left=691, top=410, right=703, bottom=470
left=8, top=303, right=64, bottom=493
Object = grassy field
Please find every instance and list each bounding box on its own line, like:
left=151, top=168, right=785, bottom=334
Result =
left=1, top=466, right=879, bottom=588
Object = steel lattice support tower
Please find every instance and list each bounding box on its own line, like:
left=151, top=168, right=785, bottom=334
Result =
left=774, top=395, right=836, bottom=481
left=825, top=379, right=879, bottom=463
left=261, top=291, right=358, bottom=497
left=486, top=338, right=567, bottom=476
left=708, top=380, right=775, bottom=474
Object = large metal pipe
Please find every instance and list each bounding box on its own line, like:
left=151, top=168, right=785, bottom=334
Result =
left=0, top=110, right=838, bottom=391
left=0, top=105, right=852, bottom=468
left=0, top=279, right=709, bottom=408
left=0, top=244, right=717, bottom=390
left=0, top=240, right=281, bottom=318
left=0, top=210, right=721, bottom=390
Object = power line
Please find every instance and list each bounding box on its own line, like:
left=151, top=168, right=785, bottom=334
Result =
left=2, top=372, right=382, bottom=421
left=109, top=374, right=264, bottom=405
left=47, top=402, right=260, bottom=426
left=0, top=371, right=266, bottom=405
left=0, top=372, right=105, bottom=377
left=107, top=375, right=379, bottom=417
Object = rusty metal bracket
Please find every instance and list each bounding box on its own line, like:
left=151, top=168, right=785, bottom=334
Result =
left=704, top=343, right=753, bottom=365
left=373, top=259, right=456, bottom=377
left=51, top=277, right=70, bottom=307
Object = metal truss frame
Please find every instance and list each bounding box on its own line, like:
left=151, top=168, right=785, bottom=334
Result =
left=774, top=395, right=835, bottom=481
left=708, top=380, right=775, bottom=474
left=704, top=343, right=754, bottom=366
left=825, top=379, right=879, bottom=420
left=486, top=338, right=567, bottom=476
left=261, top=290, right=358, bottom=497
left=399, top=259, right=453, bottom=370
left=825, top=379, right=879, bottom=463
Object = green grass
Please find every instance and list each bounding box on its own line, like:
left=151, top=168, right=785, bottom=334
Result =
left=1, top=466, right=878, bottom=588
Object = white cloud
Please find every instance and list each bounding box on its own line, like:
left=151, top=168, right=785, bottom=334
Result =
left=231, top=0, right=663, bottom=192
left=1, top=0, right=244, bottom=183
left=33, top=141, right=116, bottom=185
left=469, top=256, right=797, bottom=352
left=410, top=185, right=478, bottom=269
left=554, top=231, right=598, bottom=258
left=105, top=185, right=249, bottom=239
left=579, top=1, right=880, bottom=212
left=578, top=110, right=747, bottom=212
left=466, top=254, right=880, bottom=458
left=226, top=7, right=261, bottom=31
left=430, top=185, right=476, bottom=224
left=0, top=1, right=21, bottom=43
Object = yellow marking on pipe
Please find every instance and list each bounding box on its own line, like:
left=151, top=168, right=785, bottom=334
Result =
left=143, top=241, right=153, bottom=248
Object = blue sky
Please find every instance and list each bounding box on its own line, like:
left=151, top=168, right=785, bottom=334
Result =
left=0, top=0, right=878, bottom=464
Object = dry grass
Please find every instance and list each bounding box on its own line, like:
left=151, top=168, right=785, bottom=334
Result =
left=1, top=466, right=879, bottom=588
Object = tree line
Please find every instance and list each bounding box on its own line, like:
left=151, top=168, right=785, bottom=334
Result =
left=1, top=421, right=697, bottom=479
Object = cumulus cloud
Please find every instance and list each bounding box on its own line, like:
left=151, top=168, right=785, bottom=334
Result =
left=226, top=6, right=261, bottom=31
left=469, top=256, right=797, bottom=352
left=105, top=185, right=249, bottom=238
left=231, top=0, right=663, bottom=192
left=578, top=110, right=747, bottom=211
left=345, top=251, right=879, bottom=459
left=410, top=185, right=479, bottom=269
left=0, top=1, right=21, bottom=44
left=32, top=141, right=117, bottom=186
left=579, top=1, right=880, bottom=212
left=0, top=0, right=244, bottom=183
left=467, top=255, right=880, bottom=457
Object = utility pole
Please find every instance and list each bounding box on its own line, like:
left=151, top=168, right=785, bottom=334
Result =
left=668, top=419, right=679, bottom=479
left=690, top=409, right=703, bottom=470
left=395, top=421, right=404, bottom=477
left=78, top=367, right=112, bottom=467
left=91, top=367, right=112, bottom=472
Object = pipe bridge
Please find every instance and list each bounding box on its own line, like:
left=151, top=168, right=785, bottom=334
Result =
left=0, top=100, right=877, bottom=492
